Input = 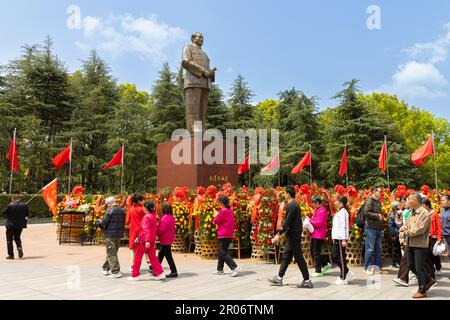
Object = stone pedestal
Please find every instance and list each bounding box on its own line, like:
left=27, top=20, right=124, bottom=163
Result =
left=157, top=137, right=239, bottom=192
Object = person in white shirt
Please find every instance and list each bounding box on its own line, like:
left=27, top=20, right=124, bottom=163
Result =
left=332, top=196, right=354, bottom=285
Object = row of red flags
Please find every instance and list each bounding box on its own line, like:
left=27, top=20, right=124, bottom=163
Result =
left=7, top=138, right=124, bottom=173
left=6, top=133, right=436, bottom=176
left=237, top=136, right=436, bottom=175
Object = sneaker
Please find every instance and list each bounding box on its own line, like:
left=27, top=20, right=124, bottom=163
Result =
left=311, top=272, right=324, bottom=278
left=436, top=269, right=442, bottom=276
left=230, top=266, right=241, bottom=277
left=297, top=279, right=314, bottom=289
left=412, top=291, right=427, bottom=299
left=127, top=276, right=140, bottom=281
left=108, top=272, right=122, bottom=279
left=364, top=268, right=374, bottom=275
left=335, top=277, right=348, bottom=285
left=102, top=269, right=111, bottom=276
left=151, top=273, right=166, bottom=281
left=6, top=256, right=14, bottom=260
left=392, top=263, right=400, bottom=268
left=409, top=274, right=418, bottom=284
left=322, top=263, right=332, bottom=274
left=393, top=278, right=409, bottom=287
left=379, top=268, right=389, bottom=275
left=346, top=270, right=355, bottom=281
left=268, top=276, right=283, bottom=286
left=212, top=270, right=225, bottom=275
left=18, top=248, right=23, bottom=259
left=129, top=266, right=133, bottom=272
left=165, top=273, right=178, bottom=278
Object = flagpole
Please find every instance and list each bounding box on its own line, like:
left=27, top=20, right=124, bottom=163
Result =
left=26, top=178, right=57, bottom=204
left=309, top=145, right=312, bottom=186
left=68, top=137, right=72, bottom=193
left=9, top=128, right=16, bottom=194
left=120, top=144, right=125, bottom=194
left=345, top=140, right=349, bottom=188
left=431, top=131, right=439, bottom=190
left=384, top=135, right=390, bottom=190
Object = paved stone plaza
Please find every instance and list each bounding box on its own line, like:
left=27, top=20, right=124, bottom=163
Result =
left=0, top=223, right=449, bottom=300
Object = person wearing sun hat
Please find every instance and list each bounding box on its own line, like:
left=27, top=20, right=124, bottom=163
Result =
left=97, top=196, right=126, bottom=278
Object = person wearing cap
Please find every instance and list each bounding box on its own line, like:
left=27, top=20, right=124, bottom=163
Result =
left=309, top=197, right=331, bottom=277
left=97, top=196, right=126, bottom=278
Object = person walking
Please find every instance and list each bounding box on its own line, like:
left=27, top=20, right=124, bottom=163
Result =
left=423, top=198, right=442, bottom=276
left=212, top=195, right=241, bottom=277
left=388, top=201, right=403, bottom=268
left=97, top=196, right=126, bottom=278
left=129, top=201, right=165, bottom=281
left=440, top=195, right=450, bottom=262
left=3, top=194, right=28, bottom=260
left=363, top=186, right=386, bottom=274
left=269, top=186, right=313, bottom=288
left=126, top=194, right=146, bottom=272
left=332, top=196, right=354, bottom=285
left=401, top=193, right=433, bottom=299
left=309, top=197, right=330, bottom=277
left=157, top=203, right=178, bottom=278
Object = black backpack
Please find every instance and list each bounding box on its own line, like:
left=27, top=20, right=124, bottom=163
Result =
left=355, top=200, right=367, bottom=229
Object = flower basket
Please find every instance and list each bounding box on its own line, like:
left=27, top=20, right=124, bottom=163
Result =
left=194, top=230, right=202, bottom=255
left=301, top=232, right=314, bottom=268
left=346, top=230, right=364, bottom=267
left=172, top=233, right=188, bottom=253
left=200, top=236, right=218, bottom=259
left=382, top=231, right=392, bottom=262
left=250, top=224, right=265, bottom=261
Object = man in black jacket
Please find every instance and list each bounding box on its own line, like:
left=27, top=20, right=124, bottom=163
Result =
left=269, top=186, right=313, bottom=288
left=3, top=195, right=28, bottom=259
left=97, top=196, right=126, bottom=278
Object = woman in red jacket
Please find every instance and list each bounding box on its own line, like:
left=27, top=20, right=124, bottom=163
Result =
left=125, top=194, right=145, bottom=272
left=212, top=196, right=241, bottom=277
left=128, top=201, right=164, bottom=281
left=157, top=203, right=178, bottom=278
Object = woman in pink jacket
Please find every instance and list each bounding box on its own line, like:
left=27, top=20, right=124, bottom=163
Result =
left=157, top=203, right=178, bottom=278
left=128, top=201, right=164, bottom=281
left=309, top=197, right=331, bottom=277
left=212, top=196, right=241, bottom=277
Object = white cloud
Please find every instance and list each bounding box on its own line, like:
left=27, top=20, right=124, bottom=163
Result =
left=373, top=23, right=450, bottom=99
left=74, top=14, right=187, bottom=63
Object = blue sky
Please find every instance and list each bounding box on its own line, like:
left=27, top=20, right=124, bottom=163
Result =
left=1, top=0, right=450, bottom=119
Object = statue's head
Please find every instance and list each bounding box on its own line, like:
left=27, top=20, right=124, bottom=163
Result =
left=191, top=32, right=204, bottom=46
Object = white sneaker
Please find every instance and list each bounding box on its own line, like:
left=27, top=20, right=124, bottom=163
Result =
left=346, top=270, right=355, bottom=281
left=108, top=272, right=122, bottom=279
left=150, top=273, right=166, bottom=281
left=129, top=266, right=133, bottom=272
left=436, top=269, right=442, bottom=276
left=392, top=278, right=409, bottom=287
left=127, top=276, right=140, bottom=281
left=102, top=269, right=111, bottom=276
left=212, top=270, right=225, bottom=275
left=230, top=266, right=241, bottom=277
left=335, top=277, right=348, bottom=285
left=364, top=268, right=374, bottom=275
left=409, top=274, right=418, bottom=283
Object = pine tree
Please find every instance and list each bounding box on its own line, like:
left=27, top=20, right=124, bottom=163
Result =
left=206, top=84, right=229, bottom=133
left=228, top=75, right=255, bottom=129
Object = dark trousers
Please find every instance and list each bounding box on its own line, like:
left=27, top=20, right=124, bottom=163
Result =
left=158, top=244, right=177, bottom=274
left=217, top=238, right=237, bottom=271
left=278, top=235, right=310, bottom=280
left=392, top=237, right=402, bottom=265
left=408, top=247, right=431, bottom=294
left=429, top=237, right=442, bottom=271
left=397, top=243, right=411, bottom=282
left=332, top=240, right=349, bottom=280
left=6, top=228, right=23, bottom=257
left=310, top=238, right=327, bottom=273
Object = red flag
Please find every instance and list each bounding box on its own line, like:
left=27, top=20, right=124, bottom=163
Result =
left=379, top=140, right=387, bottom=174
left=261, top=152, right=279, bottom=175
left=42, top=178, right=58, bottom=216
left=411, top=136, right=434, bottom=166
left=102, top=146, right=124, bottom=171
left=238, top=155, right=250, bottom=175
left=52, top=144, right=71, bottom=170
left=7, top=135, right=18, bottom=173
left=291, top=149, right=311, bottom=174
left=339, top=147, right=347, bottom=177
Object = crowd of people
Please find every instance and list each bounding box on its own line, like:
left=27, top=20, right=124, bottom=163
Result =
left=2, top=185, right=449, bottom=299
